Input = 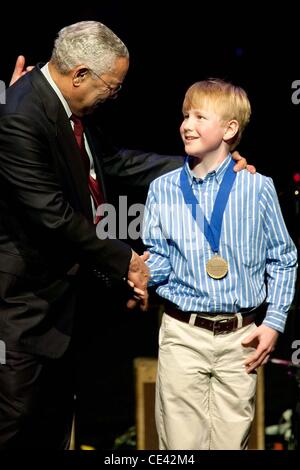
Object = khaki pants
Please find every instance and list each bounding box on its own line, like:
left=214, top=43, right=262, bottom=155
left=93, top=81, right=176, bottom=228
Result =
left=156, top=313, right=257, bottom=450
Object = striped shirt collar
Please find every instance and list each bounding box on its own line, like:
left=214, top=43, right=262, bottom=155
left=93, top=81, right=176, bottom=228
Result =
left=184, top=153, right=232, bottom=186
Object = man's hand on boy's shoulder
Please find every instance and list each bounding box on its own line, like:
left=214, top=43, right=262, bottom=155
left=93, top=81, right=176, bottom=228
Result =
left=232, top=150, right=256, bottom=174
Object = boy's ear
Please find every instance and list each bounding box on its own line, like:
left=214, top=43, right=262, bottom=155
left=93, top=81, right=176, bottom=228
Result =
left=224, top=119, right=239, bottom=141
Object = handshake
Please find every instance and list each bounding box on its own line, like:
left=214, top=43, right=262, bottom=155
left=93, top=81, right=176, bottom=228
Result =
left=127, top=250, right=150, bottom=311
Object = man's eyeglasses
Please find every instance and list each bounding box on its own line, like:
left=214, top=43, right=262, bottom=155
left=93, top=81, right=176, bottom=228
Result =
left=89, top=69, right=122, bottom=95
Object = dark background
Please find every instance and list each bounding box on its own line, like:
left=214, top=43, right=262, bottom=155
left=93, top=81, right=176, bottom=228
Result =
left=1, top=2, right=300, bottom=449
left=1, top=5, right=300, bottom=184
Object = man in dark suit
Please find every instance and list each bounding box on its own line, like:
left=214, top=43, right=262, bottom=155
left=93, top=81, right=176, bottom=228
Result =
left=0, top=22, right=250, bottom=449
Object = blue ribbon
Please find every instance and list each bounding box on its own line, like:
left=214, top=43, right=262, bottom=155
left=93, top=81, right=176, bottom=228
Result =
left=180, top=158, right=236, bottom=253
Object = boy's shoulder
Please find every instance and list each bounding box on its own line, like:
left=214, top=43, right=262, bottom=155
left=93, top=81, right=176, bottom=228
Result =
left=236, top=169, right=271, bottom=186
left=150, top=166, right=183, bottom=188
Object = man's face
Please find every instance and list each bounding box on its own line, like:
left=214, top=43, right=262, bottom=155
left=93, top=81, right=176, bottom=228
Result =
left=72, top=56, right=129, bottom=116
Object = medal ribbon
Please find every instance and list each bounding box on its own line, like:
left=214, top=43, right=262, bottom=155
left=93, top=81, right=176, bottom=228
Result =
left=180, top=157, right=236, bottom=253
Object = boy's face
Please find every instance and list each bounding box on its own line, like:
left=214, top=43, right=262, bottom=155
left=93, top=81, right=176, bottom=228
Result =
left=180, top=106, right=227, bottom=158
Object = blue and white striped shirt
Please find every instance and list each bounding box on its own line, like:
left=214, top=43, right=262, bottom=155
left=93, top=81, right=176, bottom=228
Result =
left=143, top=155, right=298, bottom=333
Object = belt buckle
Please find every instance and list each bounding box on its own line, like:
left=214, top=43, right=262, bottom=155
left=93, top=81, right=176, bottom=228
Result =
left=213, top=317, right=236, bottom=335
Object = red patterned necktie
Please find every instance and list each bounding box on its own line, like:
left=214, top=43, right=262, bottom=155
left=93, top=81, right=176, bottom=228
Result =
left=71, top=114, right=103, bottom=223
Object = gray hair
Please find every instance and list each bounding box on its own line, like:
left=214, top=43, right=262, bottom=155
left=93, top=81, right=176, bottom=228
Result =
left=51, top=21, right=129, bottom=75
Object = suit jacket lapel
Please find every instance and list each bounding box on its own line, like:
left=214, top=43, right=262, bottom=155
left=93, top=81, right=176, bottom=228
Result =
left=31, top=67, right=93, bottom=221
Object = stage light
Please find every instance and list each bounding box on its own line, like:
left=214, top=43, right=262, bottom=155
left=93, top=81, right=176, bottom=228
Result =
left=293, top=173, right=300, bottom=184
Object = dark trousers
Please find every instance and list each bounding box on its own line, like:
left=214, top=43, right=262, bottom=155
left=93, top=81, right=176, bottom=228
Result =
left=0, top=348, right=75, bottom=449
left=0, top=276, right=158, bottom=449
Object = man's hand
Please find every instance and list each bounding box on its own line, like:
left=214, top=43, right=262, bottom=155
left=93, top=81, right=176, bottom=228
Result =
left=242, top=324, right=279, bottom=373
left=126, top=251, right=149, bottom=311
left=9, top=55, right=34, bottom=86
left=232, top=150, right=256, bottom=174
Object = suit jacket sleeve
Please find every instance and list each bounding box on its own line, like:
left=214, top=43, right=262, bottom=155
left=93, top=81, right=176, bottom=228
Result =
left=0, top=114, right=132, bottom=280
left=103, top=147, right=184, bottom=188
left=87, top=119, right=184, bottom=188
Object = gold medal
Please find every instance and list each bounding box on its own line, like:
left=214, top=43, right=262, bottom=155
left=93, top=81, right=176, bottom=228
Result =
left=206, top=255, right=228, bottom=279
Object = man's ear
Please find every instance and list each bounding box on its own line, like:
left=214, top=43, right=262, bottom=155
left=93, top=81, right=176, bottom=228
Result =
left=72, top=67, right=89, bottom=87
left=224, top=119, right=239, bottom=141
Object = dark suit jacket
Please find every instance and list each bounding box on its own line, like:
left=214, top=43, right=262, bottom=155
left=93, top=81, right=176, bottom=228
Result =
left=0, top=66, right=182, bottom=357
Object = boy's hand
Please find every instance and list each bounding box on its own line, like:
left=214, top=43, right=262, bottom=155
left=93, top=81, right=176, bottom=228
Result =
left=232, top=150, right=256, bottom=174
left=242, top=324, right=279, bottom=373
left=139, top=251, right=150, bottom=263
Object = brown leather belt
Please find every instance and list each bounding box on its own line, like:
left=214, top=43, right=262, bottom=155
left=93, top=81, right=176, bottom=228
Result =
left=165, top=304, right=256, bottom=335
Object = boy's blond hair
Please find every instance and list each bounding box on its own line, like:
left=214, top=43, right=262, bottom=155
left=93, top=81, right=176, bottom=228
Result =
left=182, top=78, right=251, bottom=149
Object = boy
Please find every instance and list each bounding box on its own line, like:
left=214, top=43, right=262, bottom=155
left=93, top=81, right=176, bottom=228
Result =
left=142, top=78, right=298, bottom=450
